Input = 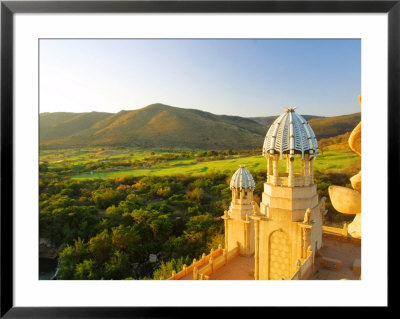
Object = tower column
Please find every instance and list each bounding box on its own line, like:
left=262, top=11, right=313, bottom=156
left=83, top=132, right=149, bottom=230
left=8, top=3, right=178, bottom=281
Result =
left=272, top=154, right=279, bottom=185
left=309, top=158, right=314, bottom=184
left=223, top=211, right=229, bottom=252
left=243, top=218, right=250, bottom=255
left=267, top=156, right=273, bottom=183
left=288, top=157, right=294, bottom=187
left=304, top=154, right=310, bottom=186
left=302, top=227, right=310, bottom=258
left=286, top=155, right=290, bottom=173
left=254, top=219, right=260, bottom=280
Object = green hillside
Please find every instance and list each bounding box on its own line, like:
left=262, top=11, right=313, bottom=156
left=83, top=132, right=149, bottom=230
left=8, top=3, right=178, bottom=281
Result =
left=40, top=111, right=111, bottom=141
left=307, top=113, right=361, bottom=139
left=40, top=104, right=266, bottom=149
left=39, top=104, right=360, bottom=150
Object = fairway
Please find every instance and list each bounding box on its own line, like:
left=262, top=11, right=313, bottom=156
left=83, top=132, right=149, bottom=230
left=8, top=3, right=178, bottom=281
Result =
left=65, top=148, right=360, bottom=180
left=70, top=156, right=266, bottom=179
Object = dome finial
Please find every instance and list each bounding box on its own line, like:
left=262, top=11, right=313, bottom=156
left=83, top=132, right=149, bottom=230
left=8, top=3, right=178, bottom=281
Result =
left=284, top=107, right=297, bottom=113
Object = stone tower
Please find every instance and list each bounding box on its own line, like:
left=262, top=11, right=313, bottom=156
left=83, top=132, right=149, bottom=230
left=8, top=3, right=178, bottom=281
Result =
left=252, top=108, right=323, bottom=280
left=222, top=165, right=255, bottom=256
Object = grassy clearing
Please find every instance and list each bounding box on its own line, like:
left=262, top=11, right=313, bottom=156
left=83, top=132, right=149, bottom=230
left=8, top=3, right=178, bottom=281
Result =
left=40, top=147, right=197, bottom=172
left=70, top=156, right=263, bottom=179
left=41, top=147, right=149, bottom=164
left=66, top=148, right=360, bottom=180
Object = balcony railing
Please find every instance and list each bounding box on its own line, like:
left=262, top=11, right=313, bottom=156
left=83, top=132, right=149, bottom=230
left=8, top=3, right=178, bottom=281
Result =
left=167, top=243, right=241, bottom=280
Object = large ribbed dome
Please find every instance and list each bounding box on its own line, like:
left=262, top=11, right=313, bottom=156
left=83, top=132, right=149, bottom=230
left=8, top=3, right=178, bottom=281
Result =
left=263, top=108, right=318, bottom=159
left=230, top=165, right=255, bottom=190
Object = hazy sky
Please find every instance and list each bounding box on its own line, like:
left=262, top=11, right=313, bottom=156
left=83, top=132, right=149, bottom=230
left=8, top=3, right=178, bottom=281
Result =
left=39, top=39, right=361, bottom=117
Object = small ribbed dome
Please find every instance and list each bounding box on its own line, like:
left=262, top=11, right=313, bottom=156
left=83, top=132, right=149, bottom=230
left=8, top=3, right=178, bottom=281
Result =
left=230, top=165, right=255, bottom=190
left=263, top=108, right=318, bottom=159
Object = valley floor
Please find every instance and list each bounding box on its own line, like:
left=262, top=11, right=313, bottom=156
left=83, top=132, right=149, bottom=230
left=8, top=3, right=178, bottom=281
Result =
left=40, top=146, right=360, bottom=181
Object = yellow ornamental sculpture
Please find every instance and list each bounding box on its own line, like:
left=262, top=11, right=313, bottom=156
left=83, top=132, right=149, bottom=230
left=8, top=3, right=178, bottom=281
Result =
left=328, top=95, right=361, bottom=238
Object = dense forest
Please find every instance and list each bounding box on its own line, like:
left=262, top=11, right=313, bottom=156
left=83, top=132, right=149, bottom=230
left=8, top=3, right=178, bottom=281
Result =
left=39, top=157, right=354, bottom=280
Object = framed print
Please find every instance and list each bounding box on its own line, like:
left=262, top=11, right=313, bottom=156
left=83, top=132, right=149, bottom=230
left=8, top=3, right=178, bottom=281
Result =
left=1, top=0, right=395, bottom=316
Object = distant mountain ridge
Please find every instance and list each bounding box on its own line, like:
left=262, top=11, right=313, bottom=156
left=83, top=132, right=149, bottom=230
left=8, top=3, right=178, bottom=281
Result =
left=249, top=115, right=325, bottom=128
left=40, top=103, right=361, bottom=149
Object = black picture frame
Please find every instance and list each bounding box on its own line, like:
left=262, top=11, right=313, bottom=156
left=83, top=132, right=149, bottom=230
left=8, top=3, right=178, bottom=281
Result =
left=1, top=0, right=394, bottom=317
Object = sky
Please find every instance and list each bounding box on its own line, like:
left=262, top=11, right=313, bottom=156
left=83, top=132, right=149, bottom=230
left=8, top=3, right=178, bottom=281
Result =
left=39, top=39, right=361, bottom=117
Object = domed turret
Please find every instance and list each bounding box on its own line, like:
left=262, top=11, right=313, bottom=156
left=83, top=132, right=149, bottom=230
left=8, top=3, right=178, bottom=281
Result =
left=263, top=108, right=319, bottom=187
left=230, top=165, right=255, bottom=190
left=222, top=165, right=256, bottom=256
left=263, top=107, right=318, bottom=160
left=228, top=165, right=255, bottom=219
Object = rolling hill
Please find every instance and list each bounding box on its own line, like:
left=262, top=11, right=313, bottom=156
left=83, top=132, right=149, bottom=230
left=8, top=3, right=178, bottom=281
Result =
left=307, top=113, right=361, bottom=139
left=39, top=103, right=360, bottom=150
